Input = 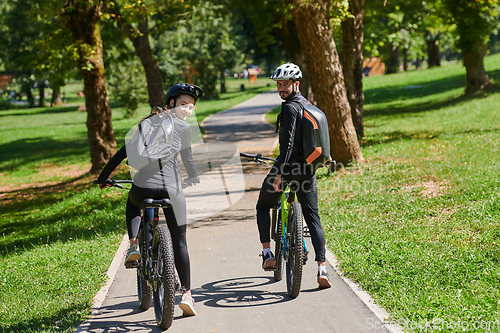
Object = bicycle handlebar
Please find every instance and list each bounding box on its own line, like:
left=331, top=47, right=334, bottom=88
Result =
left=93, top=179, right=129, bottom=189
left=93, top=179, right=191, bottom=189
left=240, top=152, right=337, bottom=169
left=240, top=152, right=276, bottom=167
left=240, top=152, right=276, bottom=162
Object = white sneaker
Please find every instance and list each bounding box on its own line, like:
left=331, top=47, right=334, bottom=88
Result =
left=317, top=271, right=332, bottom=289
left=260, top=251, right=276, bottom=271
left=179, top=293, right=197, bottom=316
left=124, top=244, right=140, bottom=268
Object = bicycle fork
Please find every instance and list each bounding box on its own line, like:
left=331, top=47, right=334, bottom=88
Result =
left=141, top=207, right=159, bottom=288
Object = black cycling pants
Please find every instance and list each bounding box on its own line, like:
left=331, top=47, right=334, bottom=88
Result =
left=126, top=185, right=191, bottom=290
left=256, top=168, right=326, bottom=262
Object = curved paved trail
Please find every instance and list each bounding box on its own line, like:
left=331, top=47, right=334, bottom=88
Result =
left=75, top=91, right=398, bottom=333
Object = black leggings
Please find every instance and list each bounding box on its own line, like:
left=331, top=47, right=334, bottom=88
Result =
left=126, top=185, right=191, bottom=290
left=256, top=168, right=326, bottom=262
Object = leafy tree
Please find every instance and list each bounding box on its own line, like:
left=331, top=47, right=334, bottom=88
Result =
left=100, top=16, right=149, bottom=116
left=60, top=0, right=116, bottom=173
left=229, top=0, right=363, bottom=163
left=33, top=11, right=79, bottom=107
left=0, top=0, right=42, bottom=107
left=233, top=5, right=287, bottom=77
left=290, top=0, right=364, bottom=165
left=384, top=1, right=425, bottom=73
left=342, top=0, right=364, bottom=138
left=158, top=2, right=239, bottom=99
left=1, top=0, right=81, bottom=107
left=102, top=0, right=188, bottom=108
left=229, top=0, right=315, bottom=100
left=364, top=0, right=429, bottom=73
left=107, top=47, right=148, bottom=118
left=442, top=0, right=500, bottom=93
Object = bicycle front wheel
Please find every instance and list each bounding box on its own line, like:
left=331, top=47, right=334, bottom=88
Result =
left=286, top=201, right=304, bottom=298
left=153, top=224, right=176, bottom=330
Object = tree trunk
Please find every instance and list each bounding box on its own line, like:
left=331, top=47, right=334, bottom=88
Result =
left=38, top=81, right=46, bottom=107
left=24, top=79, right=34, bottom=108
left=443, top=0, right=493, bottom=94
left=298, top=61, right=315, bottom=104
left=51, top=78, right=63, bottom=106
left=220, top=69, right=226, bottom=93
left=63, top=2, right=116, bottom=174
left=132, top=18, right=165, bottom=107
left=463, top=43, right=490, bottom=94
left=403, top=47, right=408, bottom=71
left=291, top=0, right=364, bottom=166
left=427, top=35, right=441, bottom=68
left=341, top=0, right=364, bottom=138
left=105, top=1, right=165, bottom=108
left=386, top=44, right=401, bottom=74
left=277, top=20, right=315, bottom=104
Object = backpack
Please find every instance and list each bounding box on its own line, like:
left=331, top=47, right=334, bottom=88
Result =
left=125, top=113, right=175, bottom=171
left=296, top=100, right=331, bottom=172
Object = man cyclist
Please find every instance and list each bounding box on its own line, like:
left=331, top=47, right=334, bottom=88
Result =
left=256, top=63, right=331, bottom=289
left=96, top=83, right=203, bottom=316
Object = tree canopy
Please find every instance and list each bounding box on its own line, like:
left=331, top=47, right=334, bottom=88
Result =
left=1, top=0, right=500, bottom=168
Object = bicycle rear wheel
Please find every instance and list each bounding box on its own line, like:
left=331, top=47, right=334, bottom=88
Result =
left=285, top=201, right=304, bottom=298
left=273, top=209, right=283, bottom=281
left=153, top=224, right=176, bottom=330
left=137, top=227, right=152, bottom=310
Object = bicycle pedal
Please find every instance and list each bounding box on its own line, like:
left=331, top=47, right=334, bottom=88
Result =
left=125, top=260, right=139, bottom=269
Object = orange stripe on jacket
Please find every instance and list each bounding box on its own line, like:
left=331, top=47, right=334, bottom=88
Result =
left=304, top=110, right=319, bottom=129
left=306, top=147, right=322, bottom=164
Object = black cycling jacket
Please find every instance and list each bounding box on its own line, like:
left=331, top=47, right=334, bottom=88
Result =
left=274, top=90, right=308, bottom=174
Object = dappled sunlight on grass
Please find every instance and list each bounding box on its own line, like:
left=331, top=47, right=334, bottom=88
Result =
left=319, top=53, right=500, bottom=328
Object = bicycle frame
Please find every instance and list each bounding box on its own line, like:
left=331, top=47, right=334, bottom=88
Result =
left=239, top=153, right=309, bottom=269
left=275, top=184, right=307, bottom=263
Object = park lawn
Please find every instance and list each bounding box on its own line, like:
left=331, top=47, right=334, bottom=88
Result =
left=0, top=79, right=273, bottom=333
left=318, top=55, right=500, bottom=331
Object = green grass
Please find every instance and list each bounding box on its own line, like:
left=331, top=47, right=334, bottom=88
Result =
left=317, top=54, right=500, bottom=331
left=0, top=79, right=273, bottom=333
left=265, top=105, right=280, bottom=125
left=5, top=57, right=500, bottom=332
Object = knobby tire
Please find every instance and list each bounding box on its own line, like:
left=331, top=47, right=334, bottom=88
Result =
left=286, top=201, right=304, bottom=298
left=153, top=224, right=176, bottom=330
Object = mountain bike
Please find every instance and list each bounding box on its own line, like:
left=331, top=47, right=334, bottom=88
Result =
left=93, top=179, right=179, bottom=330
left=240, top=152, right=308, bottom=298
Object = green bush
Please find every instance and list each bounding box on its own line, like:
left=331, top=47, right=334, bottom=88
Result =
left=107, top=55, right=148, bottom=118
left=0, top=95, right=11, bottom=110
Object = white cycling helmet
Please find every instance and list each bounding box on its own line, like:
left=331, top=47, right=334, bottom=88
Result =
left=270, top=62, right=302, bottom=81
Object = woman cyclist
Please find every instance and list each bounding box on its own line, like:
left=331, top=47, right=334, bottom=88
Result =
left=96, top=83, right=203, bottom=316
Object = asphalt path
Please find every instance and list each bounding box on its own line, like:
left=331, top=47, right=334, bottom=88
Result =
left=75, top=90, right=400, bottom=333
